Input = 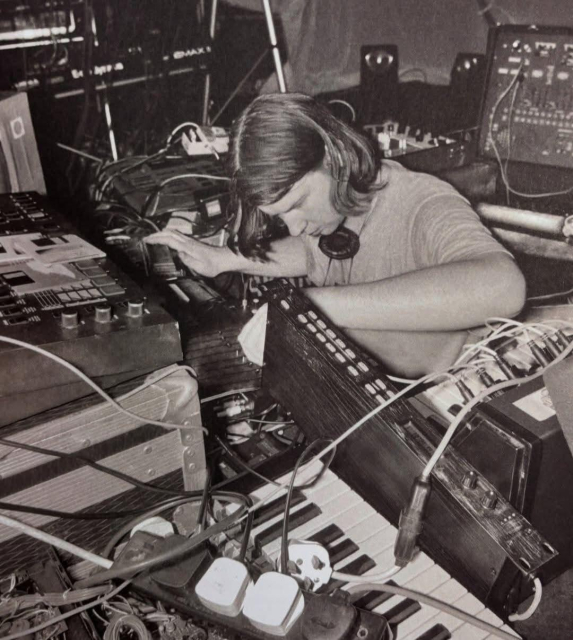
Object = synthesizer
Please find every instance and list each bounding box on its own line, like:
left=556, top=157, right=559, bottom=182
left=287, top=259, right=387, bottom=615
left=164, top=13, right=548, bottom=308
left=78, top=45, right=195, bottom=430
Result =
left=245, top=467, right=522, bottom=640
left=259, top=279, right=557, bottom=619
left=479, top=24, right=573, bottom=170
left=0, top=191, right=182, bottom=424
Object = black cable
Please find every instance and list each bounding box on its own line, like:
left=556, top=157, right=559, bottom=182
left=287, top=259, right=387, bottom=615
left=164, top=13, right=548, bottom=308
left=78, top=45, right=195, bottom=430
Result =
left=280, top=439, right=336, bottom=575
left=0, top=437, right=204, bottom=500
left=239, top=509, right=254, bottom=563
left=214, top=435, right=281, bottom=488
left=76, top=500, right=249, bottom=587
left=197, top=466, right=212, bottom=532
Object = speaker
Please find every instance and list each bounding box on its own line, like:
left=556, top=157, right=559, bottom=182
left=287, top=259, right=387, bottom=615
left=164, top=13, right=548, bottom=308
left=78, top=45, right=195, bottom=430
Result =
left=359, top=44, right=399, bottom=125
left=449, top=52, right=486, bottom=130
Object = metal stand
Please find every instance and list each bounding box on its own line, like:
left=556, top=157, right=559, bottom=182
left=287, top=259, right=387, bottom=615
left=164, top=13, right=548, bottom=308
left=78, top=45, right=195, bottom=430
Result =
left=201, top=0, right=287, bottom=124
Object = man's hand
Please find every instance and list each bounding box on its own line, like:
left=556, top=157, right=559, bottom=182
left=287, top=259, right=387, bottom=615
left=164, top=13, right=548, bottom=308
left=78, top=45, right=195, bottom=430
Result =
left=144, top=230, right=229, bottom=278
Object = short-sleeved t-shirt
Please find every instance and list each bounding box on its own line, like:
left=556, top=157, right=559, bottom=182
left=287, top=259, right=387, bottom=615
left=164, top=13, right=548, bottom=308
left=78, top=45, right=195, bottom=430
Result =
left=303, top=160, right=509, bottom=287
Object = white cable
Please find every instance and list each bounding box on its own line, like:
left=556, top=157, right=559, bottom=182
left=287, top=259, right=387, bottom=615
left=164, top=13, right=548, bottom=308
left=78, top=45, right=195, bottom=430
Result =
left=0, top=337, right=206, bottom=433
left=244, top=370, right=455, bottom=516
left=166, top=121, right=200, bottom=146
left=508, top=577, right=543, bottom=621
left=421, top=337, right=573, bottom=480
left=0, top=514, right=112, bottom=569
left=332, top=565, right=401, bottom=584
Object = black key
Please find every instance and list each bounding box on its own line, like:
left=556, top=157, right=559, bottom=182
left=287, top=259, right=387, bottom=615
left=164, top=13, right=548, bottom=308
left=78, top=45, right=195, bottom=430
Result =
left=328, top=539, right=360, bottom=566
left=325, top=554, right=377, bottom=592
left=308, top=524, right=344, bottom=547
left=254, top=503, right=322, bottom=548
left=385, top=598, right=421, bottom=626
left=252, top=492, right=306, bottom=528
left=353, top=581, right=399, bottom=611
left=415, top=623, right=451, bottom=640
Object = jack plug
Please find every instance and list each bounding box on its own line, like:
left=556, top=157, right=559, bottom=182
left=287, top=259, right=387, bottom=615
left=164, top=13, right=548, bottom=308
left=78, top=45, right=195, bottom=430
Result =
left=394, top=477, right=431, bottom=567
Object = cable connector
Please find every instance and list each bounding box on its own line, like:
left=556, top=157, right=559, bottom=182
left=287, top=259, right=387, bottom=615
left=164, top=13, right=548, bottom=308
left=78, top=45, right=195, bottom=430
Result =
left=393, top=477, right=431, bottom=567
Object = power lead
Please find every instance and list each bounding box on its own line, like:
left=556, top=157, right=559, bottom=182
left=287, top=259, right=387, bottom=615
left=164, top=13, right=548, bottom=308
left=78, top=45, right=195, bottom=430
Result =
left=394, top=476, right=431, bottom=567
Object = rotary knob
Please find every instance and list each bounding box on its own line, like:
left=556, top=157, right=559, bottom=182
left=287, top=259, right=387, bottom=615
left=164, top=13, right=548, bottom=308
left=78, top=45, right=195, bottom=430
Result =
left=462, top=470, right=478, bottom=490
left=94, top=303, right=112, bottom=324
left=482, top=490, right=498, bottom=510
left=126, top=300, right=144, bottom=318
left=61, top=310, right=79, bottom=329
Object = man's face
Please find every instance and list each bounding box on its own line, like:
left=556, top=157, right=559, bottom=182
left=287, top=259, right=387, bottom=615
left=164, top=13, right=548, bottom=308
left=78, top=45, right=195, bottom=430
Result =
left=258, top=165, right=344, bottom=237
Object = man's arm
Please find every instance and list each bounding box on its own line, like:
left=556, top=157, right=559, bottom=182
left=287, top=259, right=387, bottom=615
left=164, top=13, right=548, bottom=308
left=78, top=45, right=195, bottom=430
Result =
left=304, top=253, right=526, bottom=332
left=144, top=231, right=308, bottom=278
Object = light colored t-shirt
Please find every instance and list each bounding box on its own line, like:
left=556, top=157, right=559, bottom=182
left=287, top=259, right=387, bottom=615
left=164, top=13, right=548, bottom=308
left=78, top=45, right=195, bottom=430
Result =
left=303, top=160, right=509, bottom=287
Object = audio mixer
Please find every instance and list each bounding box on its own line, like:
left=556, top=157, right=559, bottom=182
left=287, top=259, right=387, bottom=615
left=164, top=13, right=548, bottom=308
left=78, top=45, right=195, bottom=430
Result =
left=479, top=24, right=573, bottom=169
left=0, top=191, right=182, bottom=425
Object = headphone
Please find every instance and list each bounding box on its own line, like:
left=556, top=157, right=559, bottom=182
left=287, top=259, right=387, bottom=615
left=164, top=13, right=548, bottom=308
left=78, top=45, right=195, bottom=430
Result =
left=318, top=223, right=361, bottom=260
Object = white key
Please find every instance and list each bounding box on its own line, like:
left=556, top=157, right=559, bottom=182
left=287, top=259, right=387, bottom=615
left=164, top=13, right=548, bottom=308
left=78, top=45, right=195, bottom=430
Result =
left=398, top=578, right=469, bottom=640
left=385, top=566, right=452, bottom=638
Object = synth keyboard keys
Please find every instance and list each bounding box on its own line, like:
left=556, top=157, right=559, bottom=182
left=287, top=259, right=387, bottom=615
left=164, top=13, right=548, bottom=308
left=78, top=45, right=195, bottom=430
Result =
left=246, top=468, right=522, bottom=640
left=416, top=624, right=451, bottom=640
left=385, top=598, right=423, bottom=626
left=327, top=538, right=360, bottom=566
left=352, top=581, right=398, bottom=611
left=253, top=503, right=322, bottom=548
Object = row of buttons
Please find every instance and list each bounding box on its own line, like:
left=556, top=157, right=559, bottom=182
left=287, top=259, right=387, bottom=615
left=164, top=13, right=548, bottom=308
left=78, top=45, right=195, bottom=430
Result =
left=278, top=298, right=392, bottom=405
left=74, top=259, right=126, bottom=297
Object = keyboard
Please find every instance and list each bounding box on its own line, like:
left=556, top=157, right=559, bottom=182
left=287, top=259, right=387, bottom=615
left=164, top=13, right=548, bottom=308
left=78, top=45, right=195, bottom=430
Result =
left=247, top=468, right=521, bottom=640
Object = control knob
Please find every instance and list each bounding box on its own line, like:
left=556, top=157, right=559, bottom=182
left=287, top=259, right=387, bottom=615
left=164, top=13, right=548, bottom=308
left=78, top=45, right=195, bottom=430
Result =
left=94, top=303, right=113, bottom=324
left=61, top=310, right=79, bottom=329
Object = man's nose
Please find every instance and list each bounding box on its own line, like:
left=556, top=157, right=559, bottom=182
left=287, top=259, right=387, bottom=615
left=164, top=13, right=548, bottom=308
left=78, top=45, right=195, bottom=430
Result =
left=285, top=216, right=305, bottom=236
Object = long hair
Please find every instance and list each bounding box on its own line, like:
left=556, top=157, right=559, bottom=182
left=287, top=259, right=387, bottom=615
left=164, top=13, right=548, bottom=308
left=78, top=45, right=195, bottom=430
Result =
left=227, top=93, right=381, bottom=259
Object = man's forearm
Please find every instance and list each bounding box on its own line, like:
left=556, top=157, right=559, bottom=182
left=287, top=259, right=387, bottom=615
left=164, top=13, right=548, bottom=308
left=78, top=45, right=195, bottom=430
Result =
left=304, top=254, right=526, bottom=332
left=218, top=236, right=308, bottom=278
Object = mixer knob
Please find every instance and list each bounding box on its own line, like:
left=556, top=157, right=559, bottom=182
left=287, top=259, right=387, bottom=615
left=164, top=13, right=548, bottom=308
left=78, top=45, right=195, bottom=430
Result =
left=482, top=490, right=498, bottom=510
left=126, top=300, right=144, bottom=318
left=94, top=303, right=113, bottom=323
left=61, top=310, right=79, bottom=329
left=462, top=470, right=478, bottom=490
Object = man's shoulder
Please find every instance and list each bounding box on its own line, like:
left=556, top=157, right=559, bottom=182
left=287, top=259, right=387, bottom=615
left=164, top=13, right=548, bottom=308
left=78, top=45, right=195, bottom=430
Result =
left=380, top=159, right=466, bottom=201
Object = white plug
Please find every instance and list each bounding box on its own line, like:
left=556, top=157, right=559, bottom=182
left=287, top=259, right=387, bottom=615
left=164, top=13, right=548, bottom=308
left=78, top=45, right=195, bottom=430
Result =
left=286, top=540, right=332, bottom=591
left=242, top=572, right=304, bottom=635
left=194, top=557, right=252, bottom=617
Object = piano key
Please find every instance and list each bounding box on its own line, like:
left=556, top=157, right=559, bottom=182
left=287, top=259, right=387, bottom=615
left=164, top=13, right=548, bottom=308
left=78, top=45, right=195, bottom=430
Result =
left=397, top=578, right=469, bottom=640
left=252, top=492, right=306, bottom=527
left=327, top=538, right=361, bottom=566
left=365, top=565, right=450, bottom=636
left=307, top=523, right=345, bottom=546
left=326, top=555, right=377, bottom=592
left=353, top=580, right=399, bottom=611
left=385, top=598, right=422, bottom=626
left=254, top=502, right=322, bottom=548
left=415, top=624, right=451, bottom=640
